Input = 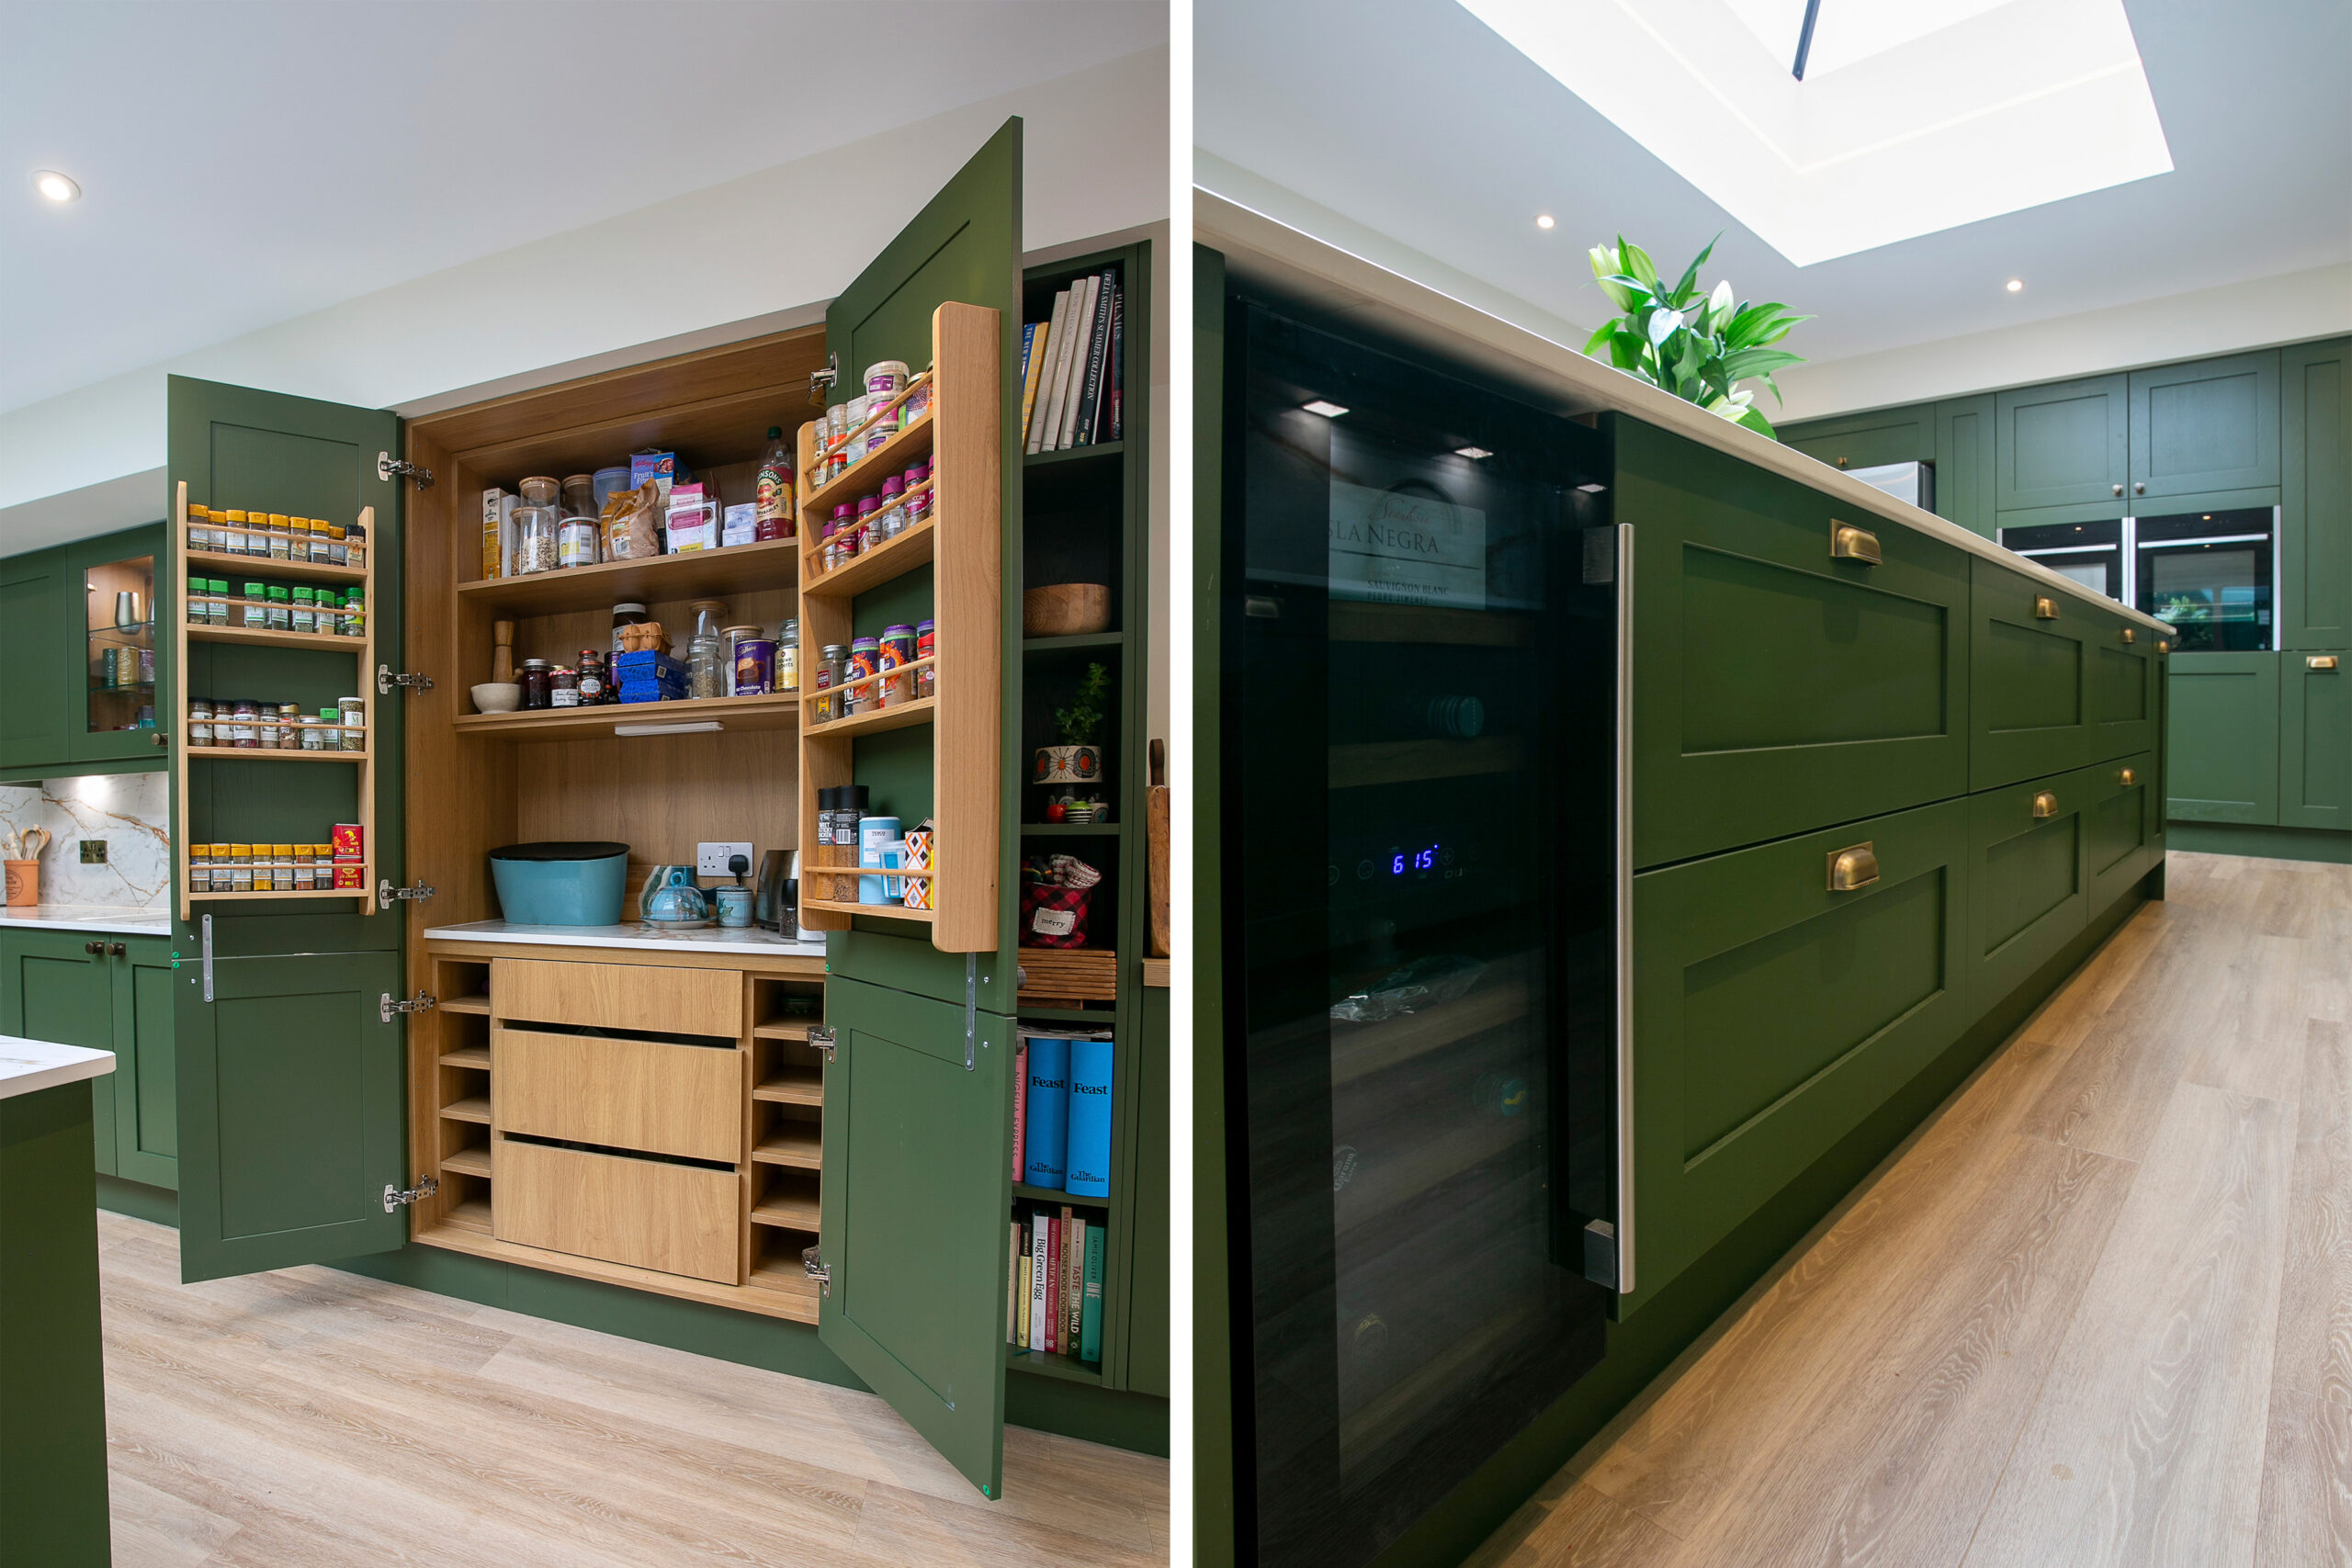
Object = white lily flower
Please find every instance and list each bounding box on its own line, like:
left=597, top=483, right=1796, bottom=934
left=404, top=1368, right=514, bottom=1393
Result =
left=1647, top=308, right=1684, bottom=346
left=1708, top=278, right=1735, bottom=325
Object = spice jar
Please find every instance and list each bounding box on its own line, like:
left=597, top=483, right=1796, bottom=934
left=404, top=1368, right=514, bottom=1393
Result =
left=226, top=844, right=253, bottom=893
left=256, top=704, right=282, bottom=749
left=520, top=659, right=552, bottom=710
left=338, top=696, right=366, bottom=750
left=291, top=586, right=315, bottom=634
left=266, top=586, right=291, bottom=631
left=314, top=708, right=339, bottom=750
left=339, top=524, right=360, bottom=569
left=778, top=618, right=799, bottom=692
left=843, top=637, right=879, bottom=716
left=906, top=460, right=933, bottom=528
left=188, top=846, right=212, bottom=897
left=271, top=844, right=295, bottom=892
left=549, top=665, right=581, bottom=707
left=227, top=699, right=258, bottom=749
left=278, top=704, right=303, bottom=750
left=915, top=619, right=936, bottom=697
left=188, top=701, right=215, bottom=749
left=814, top=643, right=846, bottom=723
left=341, top=588, right=364, bottom=637
left=265, top=513, right=290, bottom=559
left=880, top=623, right=917, bottom=706
left=239, top=583, right=266, bottom=629
left=576, top=649, right=606, bottom=705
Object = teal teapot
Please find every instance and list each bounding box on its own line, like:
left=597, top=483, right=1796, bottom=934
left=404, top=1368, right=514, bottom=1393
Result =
left=638, top=863, right=713, bottom=927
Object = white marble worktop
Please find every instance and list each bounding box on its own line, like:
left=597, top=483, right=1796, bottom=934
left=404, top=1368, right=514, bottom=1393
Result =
left=0, top=904, right=172, bottom=937
left=424, top=919, right=830, bottom=957
left=0, top=1036, right=116, bottom=1101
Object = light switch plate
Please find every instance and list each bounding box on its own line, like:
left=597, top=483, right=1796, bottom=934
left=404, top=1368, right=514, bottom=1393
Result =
left=79, top=840, right=107, bottom=864
left=696, top=841, right=755, bottom=877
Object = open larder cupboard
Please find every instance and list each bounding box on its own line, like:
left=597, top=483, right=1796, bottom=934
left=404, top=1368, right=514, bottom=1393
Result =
left=162, top=118, right=1154, bottom=1497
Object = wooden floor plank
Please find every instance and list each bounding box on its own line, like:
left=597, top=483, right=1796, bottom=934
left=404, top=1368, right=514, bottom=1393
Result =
left=2183, top=933, right=2317, bottom=1105
left=1462, top=1480, right=1684, bottom=1568
left=2254, top=1391, right=2352, bottom=1568
left=2274, top=1019, right=2352, bottom=1412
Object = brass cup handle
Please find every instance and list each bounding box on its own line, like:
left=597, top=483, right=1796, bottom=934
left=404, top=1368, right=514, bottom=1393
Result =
left=2312, top=655, right=2341, bottom=671
left=2034, top=596, right=2059, bottom=620
left=1827, top=842, right=1880, bottom=892
left=2121, top=627, right=2135, bottom=644
left=1830, top=521, right=1882, bottom=565
left=2120, top=768, right=2136, bottom=786
left=2032, top=791, right=2059, bottom=818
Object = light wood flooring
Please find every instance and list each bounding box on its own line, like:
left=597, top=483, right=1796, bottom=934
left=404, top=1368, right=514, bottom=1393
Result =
left=1472, top=852, right=2352, bottom=1568
left=95, top=1213, right=1167, bottom=1567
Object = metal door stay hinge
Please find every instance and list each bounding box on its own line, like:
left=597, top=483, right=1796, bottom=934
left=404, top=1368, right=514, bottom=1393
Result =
left=380, top=991, right=437, bottom=1022
left=808, top=1026, right=837, bottom=1064
left=802, top=1246, right=831, bottom=1296
left=379, top=664, right=435, bottom=694
left=808, top=353, right=839, bottom=405
left=378, top=879, right=436, bottom=909
left=384, top=1174, right=439, bottom=1213
left=378, top=451, right=434, bottom=488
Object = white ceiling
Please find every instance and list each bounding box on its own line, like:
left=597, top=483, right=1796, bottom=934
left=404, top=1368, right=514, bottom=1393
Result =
left=1197, top=0, right=2351, bottom=374
left=0, top=0, right=1166, bottom=415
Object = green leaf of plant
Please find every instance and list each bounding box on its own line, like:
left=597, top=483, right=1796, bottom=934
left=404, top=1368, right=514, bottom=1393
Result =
left=1722, top=347, right=1806, bottom=378
left=1736, top=406, right=1778, bottom=438
left=1583, top=321, right=1617, bottom=358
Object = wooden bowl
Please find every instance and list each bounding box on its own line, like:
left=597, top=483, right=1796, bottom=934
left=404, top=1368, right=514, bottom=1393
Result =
left=1023, top=583, right=1112, bottom=637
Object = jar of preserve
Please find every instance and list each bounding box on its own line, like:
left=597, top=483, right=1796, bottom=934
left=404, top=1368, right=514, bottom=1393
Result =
left=576, top=649, right=606, bottom=705
left=520, top=658, right=552, bottom=710
left=610, top=603, right=649, bottom=658
left=549, top=665, right=581, bottom=707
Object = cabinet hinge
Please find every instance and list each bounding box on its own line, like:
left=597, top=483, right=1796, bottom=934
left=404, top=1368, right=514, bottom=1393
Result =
left=808, top=1026, right=838, bottom=1064
left=802, top=1246, right=831, bottom=1296
left=380, top=991, right=437, bottom=1022
left=383, top=1174, right=440, bottom=1213
left=378, top=664, right=435, bottom=695
left=808, top=352, right=839, bottom=406
left=378, top=452, right=435, bottom=488
left=378, top=879, right=437, bottom=909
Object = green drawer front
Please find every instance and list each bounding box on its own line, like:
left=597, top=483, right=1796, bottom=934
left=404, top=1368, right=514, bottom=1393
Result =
left=2166, top=652, right=2279, bottom=823
left=1971, top=556, right=2093, bottom=789
left=2086, top=608, right=2157, bottom=762
left=1623, top=418, right=1971, bottom=868
left=1966, top=769, right=2094, bottom=1007
left=1629, top=795, right=1971, bottom=1314
left=2280, top=651, right=2352, bottom=829
left=2082, top=752, right=2158, bottom=913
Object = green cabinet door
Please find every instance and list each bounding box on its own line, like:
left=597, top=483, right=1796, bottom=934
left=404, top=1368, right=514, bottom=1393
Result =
left=0, top=931, right=116, bottom=1171
left=1621, top=417, right=1972, bottom=868
left=2165, top=651, right=2279, bottom=823
left=1626, top=796, right=1972, bottom=1315
left=0, top=547, right=70, bottom=773
left=2086, top=604, right=2157, bottom=763
left=1781, top=404, right=1936, bottom=475
left=1970, top=556, right=2093, bottom=789
left=2082, top=753, right=2158, bottom=915
left=2281, top=338, right=2351, bottom=649
left=1935, top=395, right=1998, bottom=539
left=1997, top=373, right=2130, bottom=512
left=1966, top=769, right=2090, bottom=1008
left=817, top=974, right=1017, bottom=1497
left=2279, top=651, right=2352, bottom=829
left=110, top=935, right=177, bottom=1190
left=2130, top=350, right=2280, bottom=502
left=64, top=523, right=170, bottom=765
left=1125, top=983, right=1170, bottom=1398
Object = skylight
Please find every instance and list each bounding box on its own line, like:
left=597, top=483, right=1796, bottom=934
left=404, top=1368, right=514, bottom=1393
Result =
left=1459, top=0, right=2174, bottom=265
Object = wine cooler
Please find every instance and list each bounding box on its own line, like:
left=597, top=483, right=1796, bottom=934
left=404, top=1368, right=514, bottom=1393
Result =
left=1217, top=297, right=1623, bottom=1568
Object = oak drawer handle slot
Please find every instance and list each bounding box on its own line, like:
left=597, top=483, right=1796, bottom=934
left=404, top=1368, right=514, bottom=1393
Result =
left=2034, top=596, right=2059, bottom=620
left=2311, top=655, right=2340, bottom=671
left=1829, top=521, right=1882, bottom=565
left=1826, top=842, right=1879, bottom=893
left=2032, top=791, right=2059, bottom=818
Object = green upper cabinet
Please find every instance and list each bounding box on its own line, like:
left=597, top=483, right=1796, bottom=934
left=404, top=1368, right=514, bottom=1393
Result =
left=2281, top=337, right=2351, bottom=649
left=1935, top=395, right=1998, bottom=538
left=1621, top=417, right=1972, bottom=868
left=2166, top=651, right=2278, bottom=824
left=2085, top=601, right=2157, bottom=762
left=0, top=548, right=70, bottom=773
left=64, top=524, right=168, bottom=765
left=2129, top=350, right=2280, bottom=502
left=2279, top=650, right=2352, bottom=829
left=1997, top=373, right=2130, bottom=512
left=1970, top=555, right=2092, bottom=789
left=1780, top=404, right=1935, bottom=475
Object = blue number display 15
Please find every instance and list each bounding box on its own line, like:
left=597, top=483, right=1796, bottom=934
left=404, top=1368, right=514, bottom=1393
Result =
left=1390, top=844, right=1441, bottom=875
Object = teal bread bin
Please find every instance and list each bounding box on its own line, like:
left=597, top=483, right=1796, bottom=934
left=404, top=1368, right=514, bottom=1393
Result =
left=488, top=841, right=630, bottom=926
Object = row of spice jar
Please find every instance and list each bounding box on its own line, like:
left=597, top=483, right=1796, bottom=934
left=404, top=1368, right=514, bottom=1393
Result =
left=812, top=364, right=933, bottom=491
left=813, top=460, right=934, bottom=577
left=186, top=508, right=368, bottom=567
left=808, top=622, right=935, bottom=723
left=187, top=578, right=366, bottom=636
left=189, top=844, right=365, bottom=895
left=188, top=697, right=367, bottom=751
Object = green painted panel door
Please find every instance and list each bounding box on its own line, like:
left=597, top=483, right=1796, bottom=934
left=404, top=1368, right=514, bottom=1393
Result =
left=2165, top=652, right=2279, bottom=823
left=0, top=547, right=69, bottom=772
left=1997, top=373, right=2129, bottom=512
left=175, top=951, right=404, bottom=1280
left=1781, top=404, right=1936, bottom=475
left=1626, top=796, right=1971, bottom=1315
left=2081, top=753, right=2157, bottom=915
left=823, top=116, right=1023, bottom=1013
left=1125, top=984, right=1170, bottom=1397
left=1936, top=395, right=1998, bottom=539
left=2281, top=338, right=2351, bottom=649
left=818, top=974, right=1016, bottom=1496
left=64, top=523, right=169, bottom=765
left=1622, top=418, right=1971, bottom=868
left=2279, top=652, right=2352, bottom=829
left=2085, top=604, right=2156, bottom=763
left=2130, top=351, right=2280, bottom=502
left=1, top=931, right=115, bottom=1171
left=1970, top=556, right=2093, bottom=789
left=111, top=936, right=178, bottom=1190
left=1966, top=770, right=2090, bottom=1008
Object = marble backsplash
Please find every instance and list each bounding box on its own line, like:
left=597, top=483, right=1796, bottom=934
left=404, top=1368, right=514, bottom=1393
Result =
left=0, top=773, right=170, bottom=909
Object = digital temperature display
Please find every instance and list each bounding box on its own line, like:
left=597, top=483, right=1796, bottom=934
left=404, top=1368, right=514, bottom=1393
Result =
left=1392, top=844, right=1440, bottom=875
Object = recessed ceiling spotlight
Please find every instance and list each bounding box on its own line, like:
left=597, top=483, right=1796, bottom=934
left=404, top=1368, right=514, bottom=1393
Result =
left=1455, top=446, right=1494, bottom=459
left=1535, top=214, right=1555, bottom=230
left=34, top=170, right=80, bottom=203
left=2005, top=278, right=2025, bottom=293
left=1302, top=400, right=1349, bottom=418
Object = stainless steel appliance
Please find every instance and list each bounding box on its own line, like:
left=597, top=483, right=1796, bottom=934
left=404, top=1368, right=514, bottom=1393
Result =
left=1845, top=458, right=1934, bottom=513
left=1999, top=517, right=2126, bottom=602
left=2135, top=505, right=2278, bottom=650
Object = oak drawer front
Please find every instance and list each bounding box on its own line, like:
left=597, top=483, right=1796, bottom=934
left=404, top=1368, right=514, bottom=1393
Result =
left=1966, top=769, right=2092, bottom=1008
left=492, top=1135, right=738, bottom=1284
left=490, top=957, right=741, bottom=1037
left=2082, top=753, right=2158, bottom=914
left=1621, top=418, right=1972, bottom=868
left=493, top=1027, right=742, bottom=1164
left=1629, top=795, right=1972, bottom=1314
left=1970, top=556, right=2093, bottom=790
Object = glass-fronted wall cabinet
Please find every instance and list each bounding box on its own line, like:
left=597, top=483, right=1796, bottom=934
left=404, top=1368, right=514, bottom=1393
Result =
left=76, top=535, right=160, bottom=759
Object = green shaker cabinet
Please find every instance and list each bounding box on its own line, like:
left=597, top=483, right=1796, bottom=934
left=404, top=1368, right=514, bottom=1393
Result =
left=1622, top=418, right=1971, bottom=868
left=1627, top=795, right=1972, bottom=1314
left=2166, top=652, right=2279, bottom=823
left=1781, top=404, right=1935, bottom=475
left=1966, top=769, right=2090, bottom=1006
left=1970, top=555, right=2092, bottom=789
left=2129, top=351, right=2280, bottom=502
left=2282, top=338, right=2351, bottom=650
left=2085, top=753, right=2160, bottom=911
left=2279, top=652, right=2352, bottom=829
left=0, top=548, right=71, bottom=773
left=2086, top=602, right=2158, bottom=762
left=2, top=931, right=113, bottom=1167
left=0, top=929, right=174, bottom=1189
left=1997, top=373, right=2130, bottom=513
left=1935, top=394, right=1998, bottom=539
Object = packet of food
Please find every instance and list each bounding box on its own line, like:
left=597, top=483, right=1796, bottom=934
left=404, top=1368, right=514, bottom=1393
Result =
left=601, top=479, right=663, bottom=561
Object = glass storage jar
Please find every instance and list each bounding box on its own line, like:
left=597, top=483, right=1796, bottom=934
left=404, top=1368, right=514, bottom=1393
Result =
left=514, top=504, right=560, bottom=574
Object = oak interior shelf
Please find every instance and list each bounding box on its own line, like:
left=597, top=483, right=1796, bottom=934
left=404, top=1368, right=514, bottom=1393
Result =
left=185, top=622, right=368, bottom=652
left=800, top=514, right=935, bottom=599
left=455, top=536, right=803, bottom=614
left=453, top=690, right=802, bottom=739
left=184, top=745, right=370, bottom=764
left=750, top=1018, right=820, bottom=1041
left=438, top=1045, right=492, bottom=1068
left=751, top=1191, right=821, bottom=1229
left=187, top=886, right=368, bottom=903
left=752, top=1066, right=824, bottom=1106
left=441, top=1097, right=492, bottom=1124
left=752, top=1124, right=823, bottom=1168
left=184, top=548, right=368, bottom=586
left=439, top=1146, right=492, bottom=1179
left=437, top=995, right=491, bottom=1015
left=445, top=1197, right=493, bottom=1231
left=800, top=409, right=935, bottom=516
left=801, top=695, right=936, bottom=740
left=799, top=897, right=935, bottom=924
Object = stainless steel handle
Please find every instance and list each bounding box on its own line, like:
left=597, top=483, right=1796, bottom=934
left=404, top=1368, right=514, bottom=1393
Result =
left=1830, top=521, right=1882, bottom=565
left=1612, top=522, right=1635, bottom=1294
left=2032, top=790, right=2060, bottom=818
left=2135, top=481, right=2146, bottom=494
left=2312, top=655, right=2341, bottom=671
left=2035, top=596, right=2059, bottom=620
left=1827, top=842, right=1880, bottom=892
left=2113, top=483, right=2125, bottom=496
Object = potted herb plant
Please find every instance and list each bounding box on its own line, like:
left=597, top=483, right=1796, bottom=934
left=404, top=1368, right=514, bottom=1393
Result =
left=1035, top=661, right=1112, bottom=820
